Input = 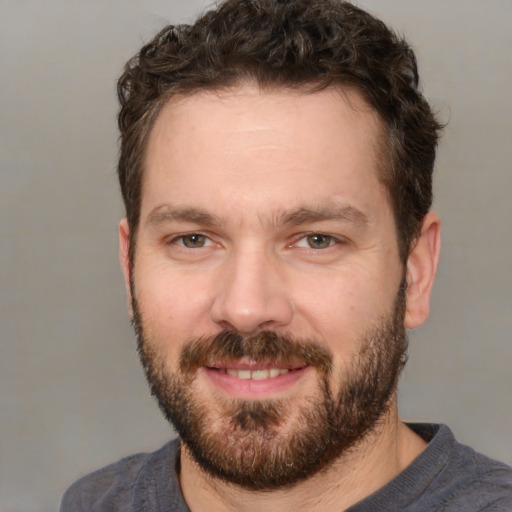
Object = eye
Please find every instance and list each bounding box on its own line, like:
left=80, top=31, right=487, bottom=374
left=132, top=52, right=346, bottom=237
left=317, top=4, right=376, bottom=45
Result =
left=295, top=233, right=337, bottom=249
left=179, top=234, right=210, bottom=248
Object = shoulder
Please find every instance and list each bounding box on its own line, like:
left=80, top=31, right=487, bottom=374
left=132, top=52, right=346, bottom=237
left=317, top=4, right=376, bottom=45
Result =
left=59, top=439, right=183, bottom=512
left=441, top=434, right=512, bottom=510
left=350, top=424, right=512, bottom=512
left=412, top=424, right=512, bottom=511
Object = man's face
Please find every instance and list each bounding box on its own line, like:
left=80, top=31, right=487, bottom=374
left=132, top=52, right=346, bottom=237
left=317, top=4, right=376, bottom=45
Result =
left=123, top=85, right=409, bottom=488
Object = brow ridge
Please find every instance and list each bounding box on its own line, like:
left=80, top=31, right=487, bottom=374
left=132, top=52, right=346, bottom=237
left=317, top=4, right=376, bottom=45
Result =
left=146, top=202, right=369, bottom=229
left=147, top=205, right=221, bottom=226
left=278, top=204, right=369, bottom=227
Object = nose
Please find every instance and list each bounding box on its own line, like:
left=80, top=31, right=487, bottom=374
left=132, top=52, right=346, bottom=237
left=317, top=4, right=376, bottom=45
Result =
left=210, top=247, right=294, bottom=335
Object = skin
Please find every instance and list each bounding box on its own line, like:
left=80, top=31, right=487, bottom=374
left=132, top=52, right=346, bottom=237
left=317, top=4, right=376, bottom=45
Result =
left=120, top=84, right=441, bottom=511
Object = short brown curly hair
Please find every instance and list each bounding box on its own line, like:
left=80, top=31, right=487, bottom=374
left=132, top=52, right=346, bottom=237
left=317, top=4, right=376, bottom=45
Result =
left=117, top=0, right=442, bottom=263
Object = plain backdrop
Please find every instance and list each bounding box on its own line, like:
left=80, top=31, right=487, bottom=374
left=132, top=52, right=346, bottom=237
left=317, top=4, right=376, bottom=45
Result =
left=1, top=1, right=511, bottom=511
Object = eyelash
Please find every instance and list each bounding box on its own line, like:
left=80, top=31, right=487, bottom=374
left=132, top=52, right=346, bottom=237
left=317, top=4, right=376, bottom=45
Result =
left=168, top=232, right=343, bottom=251
left=168, top=233, right=214, bottom=249
left=293, top=233, right=341, bottom=250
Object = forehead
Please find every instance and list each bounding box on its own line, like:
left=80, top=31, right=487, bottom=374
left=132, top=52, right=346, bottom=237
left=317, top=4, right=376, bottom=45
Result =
left=142, top=84, right=390, bottom=225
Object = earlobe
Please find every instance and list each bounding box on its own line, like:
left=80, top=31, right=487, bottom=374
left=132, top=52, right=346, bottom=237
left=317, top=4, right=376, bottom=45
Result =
left=119, top=218, right=133, bottom=316
left=404, top=212, right=441, bottom=329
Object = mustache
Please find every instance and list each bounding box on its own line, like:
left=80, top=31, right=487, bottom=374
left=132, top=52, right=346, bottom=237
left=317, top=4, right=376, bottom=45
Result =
left=179, top=330, right=333, bottom=375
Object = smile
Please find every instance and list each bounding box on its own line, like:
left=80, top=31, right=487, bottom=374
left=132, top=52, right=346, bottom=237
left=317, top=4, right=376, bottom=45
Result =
left=203, top=364, right=309, bottom=398
left=222, top=368, right=290, bottom=380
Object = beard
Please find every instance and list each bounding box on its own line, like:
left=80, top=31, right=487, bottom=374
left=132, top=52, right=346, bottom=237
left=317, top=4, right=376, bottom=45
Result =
left=132, top=280, right=408, bottom=490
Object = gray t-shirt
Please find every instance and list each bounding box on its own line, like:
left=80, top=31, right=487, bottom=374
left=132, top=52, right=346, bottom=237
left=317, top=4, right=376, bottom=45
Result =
left=60, top=424, right=512, bottom=511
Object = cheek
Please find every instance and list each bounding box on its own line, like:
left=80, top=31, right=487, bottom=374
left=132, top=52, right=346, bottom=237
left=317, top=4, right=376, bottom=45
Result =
left=133, top=263, right=215, bottom=348
left=293, top=266, right=397, bottom=355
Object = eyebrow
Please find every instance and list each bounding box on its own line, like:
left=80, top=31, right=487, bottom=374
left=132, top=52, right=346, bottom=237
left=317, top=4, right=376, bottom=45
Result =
left=277, top=204, right=369, bottom=227
left=146, top=202, right=369, bottom=229
left=147, top=205, right=221, bottom=227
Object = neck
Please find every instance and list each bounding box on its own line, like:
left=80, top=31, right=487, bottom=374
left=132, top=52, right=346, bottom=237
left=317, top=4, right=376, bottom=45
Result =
left=179, top=403, right=427, bottom=512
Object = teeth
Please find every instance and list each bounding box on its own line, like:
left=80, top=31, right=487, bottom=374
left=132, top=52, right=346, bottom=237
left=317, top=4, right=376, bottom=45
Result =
left=251, top=370, right=268, bottom=380
left=224, top=368, right=290, bottom=380
left=238, top=370, right=251, bottom=380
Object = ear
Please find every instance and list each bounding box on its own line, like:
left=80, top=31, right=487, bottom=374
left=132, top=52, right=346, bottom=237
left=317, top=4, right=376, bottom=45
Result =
left=119, top=218, right=133, bottom=316
left=404, top=212, right=441, bottom=329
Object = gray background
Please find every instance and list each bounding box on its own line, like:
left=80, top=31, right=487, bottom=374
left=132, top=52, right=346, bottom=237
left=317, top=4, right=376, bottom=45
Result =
left=1, top=1, right=511, bottom=511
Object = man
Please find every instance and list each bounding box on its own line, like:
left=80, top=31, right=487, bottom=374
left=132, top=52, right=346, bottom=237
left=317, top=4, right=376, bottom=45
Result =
left=61, top=0, right=512, bottom=510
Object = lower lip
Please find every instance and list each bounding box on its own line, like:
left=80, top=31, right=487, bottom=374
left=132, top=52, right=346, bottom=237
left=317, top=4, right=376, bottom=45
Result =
left=203, top=366, right=310, bottom=399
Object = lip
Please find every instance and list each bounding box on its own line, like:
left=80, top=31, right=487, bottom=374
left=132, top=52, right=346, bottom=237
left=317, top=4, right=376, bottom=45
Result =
left=206, top=359, right=305, bottom=371
left=203, top=364, right=310, bottom=399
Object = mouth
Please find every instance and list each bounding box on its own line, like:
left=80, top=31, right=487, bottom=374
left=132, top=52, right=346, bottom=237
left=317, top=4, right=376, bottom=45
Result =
left=211, top=366, right=303, bottom=380
left=203, top=362, right=309, bottom=397
left=222, top=368, right=290, bottom=380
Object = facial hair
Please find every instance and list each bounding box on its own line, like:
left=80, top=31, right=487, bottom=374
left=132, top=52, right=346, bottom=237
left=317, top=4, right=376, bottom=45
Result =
left=132, top=280, right=408, bottom=490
